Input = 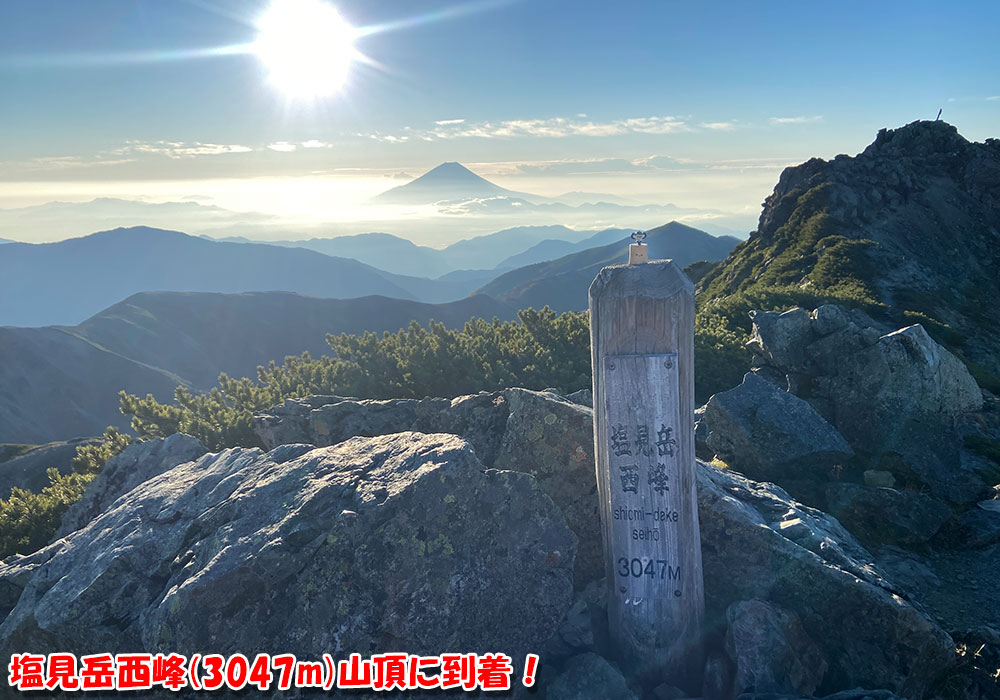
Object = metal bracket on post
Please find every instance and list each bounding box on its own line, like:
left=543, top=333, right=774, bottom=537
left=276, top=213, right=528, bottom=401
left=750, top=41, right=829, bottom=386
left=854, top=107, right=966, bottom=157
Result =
left=628, top=230, right=648, bottom=265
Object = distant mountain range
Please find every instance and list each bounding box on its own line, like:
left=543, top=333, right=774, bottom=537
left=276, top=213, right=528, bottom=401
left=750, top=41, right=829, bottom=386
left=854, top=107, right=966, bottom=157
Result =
left=0, top=291, right=515, bottom=444
left=478, top=222, right=740, bottom=311
left=249, top=225, right=633, bottom=278
left=0, top=227, right=488, bottom=327
left=0, top=218, right=739, bottom=443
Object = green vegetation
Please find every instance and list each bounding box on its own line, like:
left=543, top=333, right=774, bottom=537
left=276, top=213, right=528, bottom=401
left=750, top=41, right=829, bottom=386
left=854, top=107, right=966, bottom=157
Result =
left=0, top=470, right=94, bottom=558
left=122, top=308, right=593, bottom=450
left=0, top=427, right=131, bottom=558
left=119, top=301, right=795, bottom=452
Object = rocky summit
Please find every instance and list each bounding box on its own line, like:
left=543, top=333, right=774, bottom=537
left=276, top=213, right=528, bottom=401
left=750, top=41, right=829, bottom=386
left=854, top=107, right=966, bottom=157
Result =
left=699, top=120, right=1000, bottom=385
left=2, top=380, right=997, bottom=699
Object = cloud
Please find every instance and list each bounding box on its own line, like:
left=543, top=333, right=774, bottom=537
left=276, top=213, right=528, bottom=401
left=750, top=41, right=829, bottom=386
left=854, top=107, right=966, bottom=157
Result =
left=386, top=171, right=413, bottom=180
left=505, top=155, right=699, bottom=176
left=408, top=114, right=692, bottom=141
left=121, top=141, right=253, bottom=158
left=368, top=134, right=410, bottom=143
left=19, top=155, right=137, bottom=171
left=988, top=96, right=1000, bottom=102
left=267, top=142, right=297, bottom=152
left=768, top=116, right=823, bottom=125
left=301, top=139, right=330, bottom=148
left=699, top=121, right=736, bottom=131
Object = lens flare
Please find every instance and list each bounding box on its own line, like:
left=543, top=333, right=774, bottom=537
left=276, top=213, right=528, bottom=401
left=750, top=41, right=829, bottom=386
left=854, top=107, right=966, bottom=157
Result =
left=253, top=0, right=358, bottom=99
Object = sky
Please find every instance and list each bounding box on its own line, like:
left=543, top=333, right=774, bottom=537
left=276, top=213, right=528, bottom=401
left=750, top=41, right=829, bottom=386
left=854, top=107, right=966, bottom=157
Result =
left=1, top=0, right=998, bottom=244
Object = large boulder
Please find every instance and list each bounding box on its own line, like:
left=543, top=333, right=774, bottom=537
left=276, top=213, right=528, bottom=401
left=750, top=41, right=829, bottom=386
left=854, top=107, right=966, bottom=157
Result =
left=702, top=372, right=853, bottom=481
left=825, top=483, right=953, bottom=548
left=255, top=389, right=602, bottom=585
left=749, top=306, right=988, bottom=504
left=250, top=390, right=957, bottom=698
left=819, top=324, right=983, bottom=452
left=724, top=599, right=827, bottom=697
left=0, top=433, right=577, bottom=670
left=697, top=463, right=955, bottom=698
left=492, top=389, right=601, bottom=586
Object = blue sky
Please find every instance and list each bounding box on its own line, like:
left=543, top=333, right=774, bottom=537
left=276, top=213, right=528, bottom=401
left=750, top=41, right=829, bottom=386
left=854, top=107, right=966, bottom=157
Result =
left=1, top=0, right=997, bottom=242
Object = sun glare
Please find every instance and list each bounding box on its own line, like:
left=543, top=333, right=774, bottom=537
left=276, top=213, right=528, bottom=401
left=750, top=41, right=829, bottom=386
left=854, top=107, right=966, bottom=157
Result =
left=253, top=0, right=357, bottom=99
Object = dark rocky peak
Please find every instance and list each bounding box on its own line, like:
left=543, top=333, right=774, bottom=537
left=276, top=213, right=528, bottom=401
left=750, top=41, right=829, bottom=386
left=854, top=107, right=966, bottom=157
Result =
left=700, top=120, right=1000, bottom=379
left=862, top=119, right=973, bottom=159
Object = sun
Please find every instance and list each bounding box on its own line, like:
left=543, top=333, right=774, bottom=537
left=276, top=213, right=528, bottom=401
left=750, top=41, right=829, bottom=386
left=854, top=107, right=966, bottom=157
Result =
left=253, top=0, right=358, bottom=99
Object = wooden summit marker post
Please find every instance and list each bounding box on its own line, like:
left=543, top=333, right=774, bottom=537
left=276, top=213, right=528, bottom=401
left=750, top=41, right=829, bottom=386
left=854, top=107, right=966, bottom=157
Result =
left=589, top=232, right=704, bottom=685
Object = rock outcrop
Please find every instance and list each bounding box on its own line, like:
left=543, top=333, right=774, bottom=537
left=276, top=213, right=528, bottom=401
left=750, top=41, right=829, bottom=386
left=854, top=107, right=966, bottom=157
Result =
left=57, top=433, right=207, bottom=537
left=702, top=371, right=852, bottom=481
left=249, top=389, right=957, bottom=698
left=1, top=433, right=577, bottom=671
left=745, top=306, right=990, bottom=507
left=255, top=388, right=603, bottom=586
left=700, top=120, right=1000, bottom=378
left=0, top=388, right=982, bottom=698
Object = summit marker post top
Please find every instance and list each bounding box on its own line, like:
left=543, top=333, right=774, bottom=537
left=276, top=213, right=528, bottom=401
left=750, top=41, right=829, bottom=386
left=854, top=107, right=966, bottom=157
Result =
left=588, top=256, right=704, bottom=686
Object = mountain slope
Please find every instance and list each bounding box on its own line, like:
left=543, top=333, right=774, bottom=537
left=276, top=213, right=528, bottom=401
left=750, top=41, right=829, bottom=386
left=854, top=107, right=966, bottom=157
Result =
left=496, top=227, right=633, bottom=268
left=477, top=222, right=740, bottom=311
left=269, top=232, right=453, bottom=278
left=70, top=291, right=515, bottom=388
left=0, top=227, right=479, bottom=327
left=698, top=120, right=1000, bottom=383
left=0, top=325, right=184, bottom=444
left=373, top=162, right=532, bottom=205
left=0, top=291, right=515, bottom=444
left=232, top=226, right=629, bottom=279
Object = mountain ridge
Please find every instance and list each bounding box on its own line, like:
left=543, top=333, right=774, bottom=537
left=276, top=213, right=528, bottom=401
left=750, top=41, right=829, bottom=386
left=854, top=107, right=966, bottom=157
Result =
left=372, top=161, right=539, bottom=205
left=0, top=226, right=489, bottom=327
left=0, top=291, right=516, bottom=444
left=478, top=221, right=740, bottom=311
left=698, top=119, right=1000, bottom=386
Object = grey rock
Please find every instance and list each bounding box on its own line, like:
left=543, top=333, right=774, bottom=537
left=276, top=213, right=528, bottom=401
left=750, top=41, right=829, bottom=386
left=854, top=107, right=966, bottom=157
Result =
left=493, top=389, right=600, bottom=586
left=543, top=579, right=605, bottom=662
left=546, top=652, right=636, bottom=700
left=748, top=308, right=815, bottom=371
left=703, top=372, right=853, bottom=480
left=725, top=599, right=827, bottom=697
left=565, top=388, right=594, bottom=408
left=751, top=306, right=988, bottom=504
left=255, top=392, right=511, bottom=467
left=828, top=324, right=983, bottom=451
left=57, top=433, right=207, bottom=537
left=651, top=683, right=688, bottom=700
left=0, top=437, right=103, bottom=497
left=0, top=539, right=67, bottom=621
left=812, top=304, right=850, bottom=337
left=698, top=463, right=955, bottom=698
left=820, top=691, right=906, bottom=700
left=862, top=470, right=896, bottom=488
left=951, top=502, right=1000, bottom=549
left=0, top=433, right=577, bottom=668
left=825, top=483, right=953, bottom=547
left=256, top=389, right=599, bottom=585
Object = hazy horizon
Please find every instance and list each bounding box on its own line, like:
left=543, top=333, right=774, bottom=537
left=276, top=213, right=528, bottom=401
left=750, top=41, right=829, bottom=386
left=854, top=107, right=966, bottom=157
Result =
left=2, top=0, right=997, bottom=245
